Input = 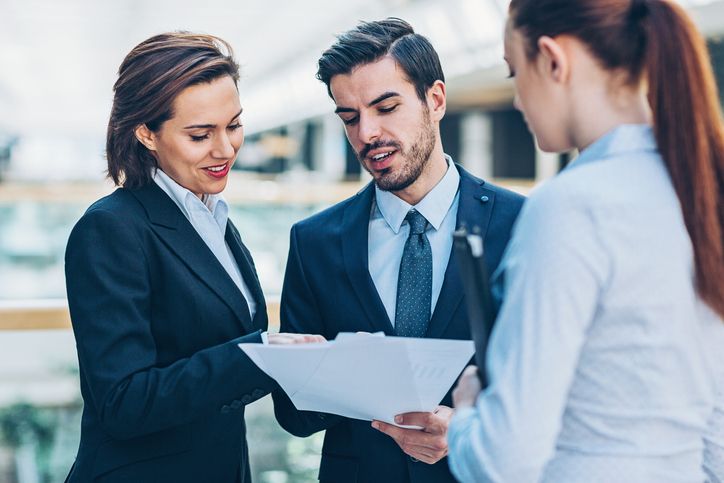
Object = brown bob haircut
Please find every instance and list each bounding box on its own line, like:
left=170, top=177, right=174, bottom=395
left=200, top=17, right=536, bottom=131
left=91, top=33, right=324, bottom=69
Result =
left=106, top=32, right=240, bottom=189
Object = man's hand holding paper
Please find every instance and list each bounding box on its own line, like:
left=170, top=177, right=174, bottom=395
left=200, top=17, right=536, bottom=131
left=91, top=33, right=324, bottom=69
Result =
left=239, top=333, right=473, bottom=426
left=372, top=405, right=453, bottom=464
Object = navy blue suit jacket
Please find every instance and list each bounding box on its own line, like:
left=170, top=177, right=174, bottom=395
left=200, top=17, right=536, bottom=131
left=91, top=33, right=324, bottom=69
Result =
left=273, top=166, right=525, bottom=483
left=65, top=183, right=274, bottom=482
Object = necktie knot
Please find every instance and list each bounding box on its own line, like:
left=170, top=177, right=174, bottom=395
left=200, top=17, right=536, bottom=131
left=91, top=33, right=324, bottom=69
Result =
left=406, top=210, right=428, bottom=236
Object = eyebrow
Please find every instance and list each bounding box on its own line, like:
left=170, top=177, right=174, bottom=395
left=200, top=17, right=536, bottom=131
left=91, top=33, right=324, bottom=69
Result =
left=334, top=91, right=400, bottom=114
left=183, top=108, right=243, bottom=129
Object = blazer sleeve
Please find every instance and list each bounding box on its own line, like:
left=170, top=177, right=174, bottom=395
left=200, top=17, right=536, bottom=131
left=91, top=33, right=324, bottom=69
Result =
left=65, top=208, right=275, bottom=440
left=272, top=224, right=342, bottom=437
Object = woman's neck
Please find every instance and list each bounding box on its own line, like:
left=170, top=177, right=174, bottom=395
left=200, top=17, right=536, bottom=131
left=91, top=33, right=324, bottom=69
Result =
left=569, top=73, right=651, bottom=152
left=571, top=85, right=651, bottom=151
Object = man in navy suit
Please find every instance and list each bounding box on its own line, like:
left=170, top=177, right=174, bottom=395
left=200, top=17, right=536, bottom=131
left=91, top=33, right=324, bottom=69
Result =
left=273, top=18, right=525, bottom=483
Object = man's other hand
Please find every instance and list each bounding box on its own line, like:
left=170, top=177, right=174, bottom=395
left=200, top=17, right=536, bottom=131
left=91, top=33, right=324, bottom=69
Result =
left=372, top=405, right=453, bottom=464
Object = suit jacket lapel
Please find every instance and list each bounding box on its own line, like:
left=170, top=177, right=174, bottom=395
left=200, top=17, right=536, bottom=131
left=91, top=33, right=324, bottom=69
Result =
left=341, top=183, right=395, bottom=334
left=426, top=166, right=496, bottom=339
left=130, top=183, right=255, bottom=333
left=225, top=220, right=268, bottom=332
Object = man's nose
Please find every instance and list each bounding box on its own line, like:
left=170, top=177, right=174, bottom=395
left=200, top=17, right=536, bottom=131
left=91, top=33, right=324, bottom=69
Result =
left=358, top=114, right=381, bottom=146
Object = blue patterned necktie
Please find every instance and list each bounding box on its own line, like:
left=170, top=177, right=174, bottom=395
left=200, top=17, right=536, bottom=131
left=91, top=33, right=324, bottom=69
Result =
left=394, top=209, right=432, bottom=338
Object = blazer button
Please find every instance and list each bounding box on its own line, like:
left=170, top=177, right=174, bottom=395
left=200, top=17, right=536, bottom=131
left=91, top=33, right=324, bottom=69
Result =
left=251, top=389, right=265, bottom=399
left=230, top=400, right=242, bottom=410
left=241, top=395, right=252, bottom=405
left=221, top=405, right=231, bottom=414
left=480, top=195, right=489, bottom=203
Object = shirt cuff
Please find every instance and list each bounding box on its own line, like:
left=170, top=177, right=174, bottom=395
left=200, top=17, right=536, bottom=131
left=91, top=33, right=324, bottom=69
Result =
left=450, top=406, right=477, bottom=436
left=448, top=406, right=478, bottom=454
left=448, top=406, right=481, bottom=483
left=261, top=331, right=269, bottom=344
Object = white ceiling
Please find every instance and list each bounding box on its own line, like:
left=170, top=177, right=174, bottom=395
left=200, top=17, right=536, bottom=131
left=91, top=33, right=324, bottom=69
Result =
left=0, top=0, right=721, bottom=138
left=0, top=0, right=372, bottom=134
left=0, top=0, right=509, bottom=137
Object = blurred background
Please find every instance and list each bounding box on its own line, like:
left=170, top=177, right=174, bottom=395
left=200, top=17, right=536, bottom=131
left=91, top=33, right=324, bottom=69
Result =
left=0, top=0, right=723, bottom=481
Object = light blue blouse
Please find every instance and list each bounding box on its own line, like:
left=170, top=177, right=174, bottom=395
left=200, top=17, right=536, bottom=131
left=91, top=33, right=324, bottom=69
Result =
left=447, top=125, right=724, bottom=482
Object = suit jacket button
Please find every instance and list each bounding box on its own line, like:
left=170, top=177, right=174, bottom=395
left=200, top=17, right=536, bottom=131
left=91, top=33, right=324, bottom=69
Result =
left=230, top=400, right=242, bottom=410
left=241, top=395, right=252, bottom=405
left=221, top=405, right=231, bottom=413
left=251, top=389, right=264, bottom=399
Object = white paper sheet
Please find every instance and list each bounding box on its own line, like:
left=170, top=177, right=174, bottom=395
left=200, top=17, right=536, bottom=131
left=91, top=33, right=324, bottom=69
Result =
left=239, top=333, right=474, bottom=424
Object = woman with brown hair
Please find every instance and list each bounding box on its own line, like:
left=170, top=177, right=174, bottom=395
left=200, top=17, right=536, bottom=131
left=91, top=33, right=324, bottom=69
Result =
left=64, top=32, right=322, bottom=482
left=448, top=1, right=724, bottom=481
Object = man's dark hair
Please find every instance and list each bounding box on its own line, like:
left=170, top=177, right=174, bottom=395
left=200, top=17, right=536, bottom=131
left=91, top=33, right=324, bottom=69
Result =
left=316, top=17, right=445, bottom=102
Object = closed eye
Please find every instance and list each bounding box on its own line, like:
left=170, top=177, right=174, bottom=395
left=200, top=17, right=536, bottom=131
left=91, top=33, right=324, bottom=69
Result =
left=190, top=123, right=242, bottom=142
left=190, top=133, right=209, bottom=142
left=504, top=57, right=515, bottom=79
left=378, top=104, right=398, bottom=113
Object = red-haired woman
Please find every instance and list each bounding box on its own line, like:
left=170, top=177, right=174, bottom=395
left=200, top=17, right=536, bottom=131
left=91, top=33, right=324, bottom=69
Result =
left=448, top=1, right=724, bottom=481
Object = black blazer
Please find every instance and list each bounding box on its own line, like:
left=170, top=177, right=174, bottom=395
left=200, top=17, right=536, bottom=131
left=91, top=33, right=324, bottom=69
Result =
left=65, top=183, right=274, bottom=483
left=273, top=166, right=525, bottom=483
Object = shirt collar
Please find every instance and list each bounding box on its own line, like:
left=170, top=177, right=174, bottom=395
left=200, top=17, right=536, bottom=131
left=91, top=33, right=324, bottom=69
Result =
left=152, top=168, right=228, bottom=223
left=375, top=154, right=460, bottom=234
left=567, top=124, right=657, bottom=171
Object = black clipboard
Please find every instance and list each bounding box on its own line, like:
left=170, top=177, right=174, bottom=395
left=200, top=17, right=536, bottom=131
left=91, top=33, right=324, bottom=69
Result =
left=453, top=226, right=496, bottom=386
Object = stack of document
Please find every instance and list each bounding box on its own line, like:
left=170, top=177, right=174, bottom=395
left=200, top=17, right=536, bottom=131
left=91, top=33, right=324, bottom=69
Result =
left=239, top=333, right=474, bottom=424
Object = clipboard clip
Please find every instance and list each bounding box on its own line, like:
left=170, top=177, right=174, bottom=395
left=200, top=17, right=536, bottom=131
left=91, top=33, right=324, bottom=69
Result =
left=453, top=224, right=495, bottom=387
left=454, top=224, right=484, bottom=258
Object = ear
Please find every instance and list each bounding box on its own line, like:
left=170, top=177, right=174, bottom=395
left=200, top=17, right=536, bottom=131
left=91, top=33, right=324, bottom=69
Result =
left=537, top=36, right=570, bottom=84
left=134, top=124, right=157, bottom=152
left=426, top=80, right=447, bottom=122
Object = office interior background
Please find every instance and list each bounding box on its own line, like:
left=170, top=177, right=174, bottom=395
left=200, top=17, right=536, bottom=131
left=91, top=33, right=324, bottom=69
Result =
left=0, top=0, right=723, bottom=481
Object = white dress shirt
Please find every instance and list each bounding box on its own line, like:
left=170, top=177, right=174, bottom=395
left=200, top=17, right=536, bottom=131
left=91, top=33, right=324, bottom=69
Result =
left=153, top=169, right=256, bottom=321
left=447, top=125, right=724, bottom=482
left=368, top=156, right=460, bottom=326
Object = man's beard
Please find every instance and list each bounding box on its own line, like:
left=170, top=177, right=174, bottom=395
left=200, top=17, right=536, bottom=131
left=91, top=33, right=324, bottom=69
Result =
left=358, top=109, right=436, bottom=193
